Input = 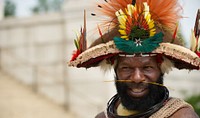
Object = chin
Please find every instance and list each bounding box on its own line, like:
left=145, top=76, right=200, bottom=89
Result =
left=115, top=76, right=164, bottom=111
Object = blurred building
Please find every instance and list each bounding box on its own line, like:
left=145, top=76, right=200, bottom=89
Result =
left=0, top=0, right=4, bottom=20
left=0, top=0, right=115, bottom=118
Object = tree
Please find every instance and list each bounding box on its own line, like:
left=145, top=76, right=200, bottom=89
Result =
left=31, top=0, right=64, bottom=14
left=4, top=0, right=16, bottom=17
left=185, top=94, right=200, bottom=116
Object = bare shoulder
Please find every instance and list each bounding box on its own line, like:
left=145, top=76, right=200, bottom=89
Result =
left=171, top=107, right=199, bottom=118
left=95, top=112, right=106, bottom=118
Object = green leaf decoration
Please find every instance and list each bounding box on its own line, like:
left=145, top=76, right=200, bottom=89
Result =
left=74, top=39, right=79, bottom=49
left=114, top=32, right=163, bottom=54
left=130, top=26, right=149, bottom=40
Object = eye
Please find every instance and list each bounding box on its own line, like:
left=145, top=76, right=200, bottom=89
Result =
left=122, top=66, right=129, bottom=70
left=143, top=65, right=153, bottom=70
left=119, top=66, right=131, bottom=71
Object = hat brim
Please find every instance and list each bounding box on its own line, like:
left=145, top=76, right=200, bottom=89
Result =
left=68, top=41, right=200, bottom=70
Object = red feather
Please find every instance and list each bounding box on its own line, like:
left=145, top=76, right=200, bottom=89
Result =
left=70, top=50, right=81, bottom=62
left=196, top=51, right=200, bottom=57
left=171, top=24, right=179, bottom=43
left=70, top=10, right=87, bottom=61
left=97, top=25, right=104, bottom=42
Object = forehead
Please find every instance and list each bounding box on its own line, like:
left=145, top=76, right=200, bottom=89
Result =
left=117, top=56, right=158, bottom=66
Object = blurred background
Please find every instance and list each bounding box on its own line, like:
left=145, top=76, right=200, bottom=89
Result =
left=0, top=0, right=199, bottom=118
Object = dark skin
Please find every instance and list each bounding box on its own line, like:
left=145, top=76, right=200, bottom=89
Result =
left=95, top=56, right=199, bottom=118
left=116, top=56, right=161, bottom=100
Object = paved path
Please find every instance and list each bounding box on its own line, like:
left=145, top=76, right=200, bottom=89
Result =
left=0, top=72, right=76, bottom=118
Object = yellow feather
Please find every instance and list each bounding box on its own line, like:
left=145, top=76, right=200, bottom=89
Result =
left=127, top=4, right=134, bottom=16
left=119, top=25, right=126, bottom=29
left=198, top=36, right=200, bottom=51
left=119, top=30, right=127, bottom=35
left=190, top=29, right=197, bottom=51
left=121, top=36, right=129, bottom=40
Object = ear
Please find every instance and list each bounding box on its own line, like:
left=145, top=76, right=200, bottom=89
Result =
left=160, top=56, right=174, bottom=74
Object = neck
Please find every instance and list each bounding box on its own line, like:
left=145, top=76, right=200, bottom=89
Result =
left=117, top=103, right=139, bottom=116
left=107, top=87, right=169, bottom=118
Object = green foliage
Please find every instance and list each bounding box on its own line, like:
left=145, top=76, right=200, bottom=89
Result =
left=185, top=94, right=200, bottom=116
left=130, top=26, right=149, bottom=40
left=4, top=0, right=16, bottom=17
left=31, top=0, right=64, bottom=14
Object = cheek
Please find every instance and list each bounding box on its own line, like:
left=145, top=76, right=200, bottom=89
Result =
left=116, top=70, right=131, bottom=80
left=145, top=70, right=161, bottom=82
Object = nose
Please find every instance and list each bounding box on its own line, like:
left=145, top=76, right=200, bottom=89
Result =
left=130, top=68, right=145, bottom=83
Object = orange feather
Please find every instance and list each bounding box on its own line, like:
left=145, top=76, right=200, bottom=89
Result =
left=142, top=0, right=182, bottom=31
left=97, top=0, right=132, bottom=30
left=97, top=0, right=182, bottom=32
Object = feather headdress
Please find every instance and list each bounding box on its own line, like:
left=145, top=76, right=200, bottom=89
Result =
left=68, top=0, right=200, bottom=71
left=97, top=0, right=182, bottom=31
left=190, top=9, right=200, bottom=57
left=70, top=10, right=87, bottom=61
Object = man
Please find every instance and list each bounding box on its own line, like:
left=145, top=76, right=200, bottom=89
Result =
left=68, top=0, right=200, bottom=117
left=95, top=56, right=199, bottom=117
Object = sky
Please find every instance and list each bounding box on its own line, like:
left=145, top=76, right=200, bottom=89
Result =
left=11, top=0, right=37, bottom=17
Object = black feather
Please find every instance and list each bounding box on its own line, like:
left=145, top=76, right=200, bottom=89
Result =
left=132, top=0, right=136, bottom=5
left=91, top=13, right=96, bottom=16
left=98, top=5, right=102, bottom=8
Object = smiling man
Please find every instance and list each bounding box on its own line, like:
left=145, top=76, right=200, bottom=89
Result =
left=115, top=56, right=163, bottom=111
left=68, top=0, right=200, bottom=117
left=97, top=56, right=198, bottom=117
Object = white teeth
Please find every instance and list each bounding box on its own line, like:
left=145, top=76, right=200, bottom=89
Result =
left=131, top=88, right=144, bottom=93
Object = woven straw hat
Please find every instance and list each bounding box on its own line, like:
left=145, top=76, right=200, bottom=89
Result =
left=68, top=0, right=200, bottom=72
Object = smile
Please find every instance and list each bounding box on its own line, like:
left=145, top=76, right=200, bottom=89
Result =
left=128, top=87, right=149, bottom=98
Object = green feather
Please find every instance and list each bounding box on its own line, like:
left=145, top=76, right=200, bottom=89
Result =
left=130, top=26, right=149, bottom=40
left=114, top=32, right=163, bottom=54
left=74, top=39, right=79, bottom=49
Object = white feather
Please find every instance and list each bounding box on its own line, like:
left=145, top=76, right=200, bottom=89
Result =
left=161, top=57, right=174, bottom=74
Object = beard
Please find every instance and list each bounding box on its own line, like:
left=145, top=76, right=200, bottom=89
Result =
left=115, top=75, right=165, bottom=111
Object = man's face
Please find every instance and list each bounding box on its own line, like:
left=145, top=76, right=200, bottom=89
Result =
left=115, top=56, right=164, bottom=111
